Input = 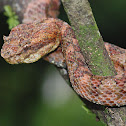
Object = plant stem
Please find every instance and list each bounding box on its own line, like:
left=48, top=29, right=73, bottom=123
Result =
left=61, top=0, right=116, bottom=76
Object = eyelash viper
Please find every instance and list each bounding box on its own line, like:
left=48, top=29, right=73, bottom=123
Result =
left=1, top=18, right=126, bottom=106
left=1, top=0, right=126, bottom=106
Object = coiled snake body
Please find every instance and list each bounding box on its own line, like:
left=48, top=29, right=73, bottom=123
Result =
left=1, top=0, right=126, bottom=106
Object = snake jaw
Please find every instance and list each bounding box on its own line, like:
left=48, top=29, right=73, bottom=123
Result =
left=1, top=37, right=60, bottom=64
left=23, top=37, right=60, bottom=63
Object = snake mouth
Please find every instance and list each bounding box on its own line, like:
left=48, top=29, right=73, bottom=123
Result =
left=2, top=35, right=61, bottom=64
left=22, top=37, right=60, bottom=63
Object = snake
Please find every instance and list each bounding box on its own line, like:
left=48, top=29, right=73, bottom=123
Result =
left=1, top=0, right=126, bottom=106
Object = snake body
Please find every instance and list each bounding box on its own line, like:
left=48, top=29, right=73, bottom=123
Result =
left=1, top=0, right=126, bottom=106
left=1, top=18, right=126, bottom=106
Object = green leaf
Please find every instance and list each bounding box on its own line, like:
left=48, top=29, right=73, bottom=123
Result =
left=4, top=5, right=14, bottom=17
left=4, top=5, right=20, bottom=29
left=7, top=17, right=20, bottom=30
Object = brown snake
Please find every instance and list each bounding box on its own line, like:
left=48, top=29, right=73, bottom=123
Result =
left=1, top=0, right=126, bottom=106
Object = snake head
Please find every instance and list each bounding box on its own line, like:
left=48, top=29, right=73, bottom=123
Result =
left=1, top=21, right=61, bottom=64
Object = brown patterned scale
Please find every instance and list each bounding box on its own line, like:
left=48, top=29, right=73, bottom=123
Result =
left=1, top=18, right=126, bottom=106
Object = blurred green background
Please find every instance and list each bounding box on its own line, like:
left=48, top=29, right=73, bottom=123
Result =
left=0, top=0, right=126, bottom=126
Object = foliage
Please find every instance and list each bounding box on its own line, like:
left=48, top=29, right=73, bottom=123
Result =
left=4, top=5, right=19, bottom=30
